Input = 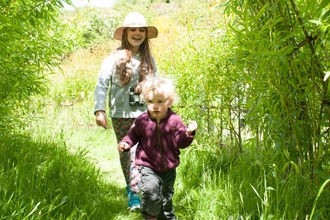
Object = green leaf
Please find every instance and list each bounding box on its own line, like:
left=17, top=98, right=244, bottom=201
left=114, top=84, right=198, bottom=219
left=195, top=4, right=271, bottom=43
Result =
left=319, top=0, right=330, bottom=10
left=324, top=71, right=330, bottom=81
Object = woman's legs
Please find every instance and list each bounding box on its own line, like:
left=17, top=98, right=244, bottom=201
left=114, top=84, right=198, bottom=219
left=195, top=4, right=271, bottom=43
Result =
left=111, top=118, right=140, bottom=210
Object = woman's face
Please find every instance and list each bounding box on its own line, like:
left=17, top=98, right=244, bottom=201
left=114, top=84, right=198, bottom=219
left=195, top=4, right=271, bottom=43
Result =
left=126, top=27, right=146, bottom=49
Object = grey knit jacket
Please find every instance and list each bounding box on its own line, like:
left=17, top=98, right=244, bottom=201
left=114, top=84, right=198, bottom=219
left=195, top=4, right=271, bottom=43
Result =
left=94, top=52, right=157, bottom=118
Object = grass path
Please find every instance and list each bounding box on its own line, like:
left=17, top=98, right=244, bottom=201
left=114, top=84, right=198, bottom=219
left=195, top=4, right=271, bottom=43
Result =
left=65, top=126, right=126, bottom=186
left=65, top=125, right=143, bottom=219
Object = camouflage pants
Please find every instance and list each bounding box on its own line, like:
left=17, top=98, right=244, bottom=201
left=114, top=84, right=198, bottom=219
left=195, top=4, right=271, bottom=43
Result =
left=111, top=118, right=140, bottom=193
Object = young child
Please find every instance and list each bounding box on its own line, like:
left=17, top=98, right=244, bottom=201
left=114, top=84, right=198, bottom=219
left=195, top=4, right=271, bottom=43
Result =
left=118, top=77, right=198, bottom=220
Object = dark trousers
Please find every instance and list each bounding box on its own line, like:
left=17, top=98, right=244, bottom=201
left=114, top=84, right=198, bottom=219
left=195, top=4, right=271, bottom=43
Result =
left=139, top=166, right=176, bottom=220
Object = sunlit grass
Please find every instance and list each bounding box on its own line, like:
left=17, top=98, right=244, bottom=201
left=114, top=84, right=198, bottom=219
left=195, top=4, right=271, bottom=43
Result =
left=1, top=0, right=329, bottom=219
left=0, top=133, right=142, bottom=219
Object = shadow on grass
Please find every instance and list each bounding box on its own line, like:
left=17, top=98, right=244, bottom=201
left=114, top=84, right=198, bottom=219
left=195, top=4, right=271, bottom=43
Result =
left=0, top=134, right=141, bottom=220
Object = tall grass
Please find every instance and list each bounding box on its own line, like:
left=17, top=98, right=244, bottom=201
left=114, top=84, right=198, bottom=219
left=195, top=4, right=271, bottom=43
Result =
left=0, top=133, right=140, bottom=219
left=1, top=0, right=329, bottom=219
left=0, top=42, right=142, bottom=218
left=175, top=138, right=329, bottom=219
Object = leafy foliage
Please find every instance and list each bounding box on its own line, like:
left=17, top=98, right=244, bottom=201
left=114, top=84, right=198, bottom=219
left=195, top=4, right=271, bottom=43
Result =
left=159, top=0, right=330, bottom=218
left=1, top=0, right=330, bottom=219
left=62, top=7, right=120, bottom=48
left=223, top=0, right=330, bottom=179
left=0, top=0, right=78, bottom=135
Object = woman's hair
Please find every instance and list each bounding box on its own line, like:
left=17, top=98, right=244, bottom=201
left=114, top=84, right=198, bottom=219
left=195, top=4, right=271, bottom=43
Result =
left=114, top=27, right=156, bottom=85
left=141, top=76, right=177, bottom=102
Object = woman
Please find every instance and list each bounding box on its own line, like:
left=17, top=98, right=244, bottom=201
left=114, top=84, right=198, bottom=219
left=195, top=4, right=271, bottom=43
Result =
left=94, top=12, right=158, bottom=211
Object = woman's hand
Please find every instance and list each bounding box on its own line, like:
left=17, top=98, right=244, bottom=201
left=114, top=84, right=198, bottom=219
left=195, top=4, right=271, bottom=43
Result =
left=135, top=82, right=143, bottom=94
left=95, top=111, right=108, bottom=129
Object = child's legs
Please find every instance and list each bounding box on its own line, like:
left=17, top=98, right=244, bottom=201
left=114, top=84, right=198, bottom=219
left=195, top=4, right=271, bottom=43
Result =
left=111, top=118, right=138, bottom=190
left=139, top=166, right=163, bottom=219
left=158, top=169, right=176, bottom=220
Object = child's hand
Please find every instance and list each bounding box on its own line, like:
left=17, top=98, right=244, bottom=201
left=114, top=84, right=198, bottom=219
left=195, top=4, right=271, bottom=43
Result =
left=118, top=142, right=130, bottom=152
left=186, top=120, right=198, bottom=135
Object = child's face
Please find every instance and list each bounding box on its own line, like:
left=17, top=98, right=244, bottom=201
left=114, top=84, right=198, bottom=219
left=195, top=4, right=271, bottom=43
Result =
left=145, top=87, right=173, bottom=122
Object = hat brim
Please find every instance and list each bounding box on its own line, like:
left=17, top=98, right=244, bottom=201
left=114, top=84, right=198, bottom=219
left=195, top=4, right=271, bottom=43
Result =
left=114, top=26, right=158, bottom=41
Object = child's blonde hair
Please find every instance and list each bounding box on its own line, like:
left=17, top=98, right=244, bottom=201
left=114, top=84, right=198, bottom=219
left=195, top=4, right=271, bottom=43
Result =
left=141, top=76, right=177, bottom=102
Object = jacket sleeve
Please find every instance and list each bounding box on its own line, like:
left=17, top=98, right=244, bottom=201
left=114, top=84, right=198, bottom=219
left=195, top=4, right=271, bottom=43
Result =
left=94, top=55, right=115, bottom=114
left=175, top=117, right=195, bottom=149
left=120, top=119, right=140, bottom=148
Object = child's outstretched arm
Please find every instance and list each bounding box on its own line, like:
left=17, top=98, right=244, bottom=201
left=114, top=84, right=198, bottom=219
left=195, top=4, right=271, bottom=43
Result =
left=186, top=120, right=198, bottom=135
left=118, top=142, right=130, bottom=152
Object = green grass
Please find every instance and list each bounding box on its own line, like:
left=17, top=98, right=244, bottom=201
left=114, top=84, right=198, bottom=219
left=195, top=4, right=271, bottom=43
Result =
left=2, top=87, right=329, bottom=219
left=0, top=87, right=141, bottom=219
left=0, top=133, right=140, bottom=219
left=3, top=66, right=327, bottom=219
left=1, top=0, right=330, bottom=219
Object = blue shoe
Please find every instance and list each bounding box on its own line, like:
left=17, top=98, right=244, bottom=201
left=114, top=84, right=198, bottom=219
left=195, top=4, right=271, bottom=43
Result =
left=126, top=185, right=140, bottom=211
left=128, top=193, right=140, bottom=211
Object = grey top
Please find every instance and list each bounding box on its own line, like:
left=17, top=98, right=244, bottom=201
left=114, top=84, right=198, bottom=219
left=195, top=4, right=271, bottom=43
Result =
left=94, top=52, right=157, bottom=118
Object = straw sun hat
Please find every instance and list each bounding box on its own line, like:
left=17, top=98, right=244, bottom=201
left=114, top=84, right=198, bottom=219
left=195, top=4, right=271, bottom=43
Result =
left=113, top=12, right=158, bottom=40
